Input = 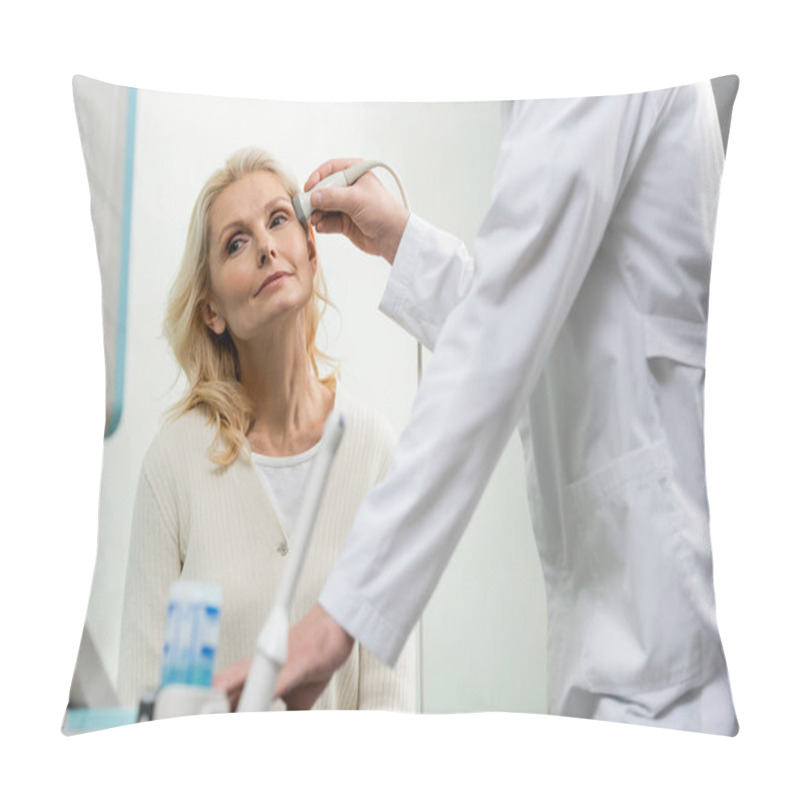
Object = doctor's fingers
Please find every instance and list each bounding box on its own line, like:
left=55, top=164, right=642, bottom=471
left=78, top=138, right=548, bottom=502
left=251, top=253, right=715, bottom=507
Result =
left=309, top=183, right=367, bottom=220
left=311, top=210, right=349, bottom=235
left=312, top=210, right=382, bottom=259
left=309, top=170, right=391, bottom=218
left=304, top=157, right=363, bottom=192
left=308, top=185, right=385, bottom=255
left=312, top=180, right=409, bottom=262
left=274, top=604, right=354, bottom=701
left=281, top=679, right=329, bottom=711
left=213, top=657, right=251, bottom=710
left=311, top=205, right=372, bottom=256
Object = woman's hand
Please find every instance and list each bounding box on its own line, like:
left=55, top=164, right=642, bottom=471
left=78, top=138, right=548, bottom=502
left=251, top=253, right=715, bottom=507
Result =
left=304, top=158, right=410, bottom=265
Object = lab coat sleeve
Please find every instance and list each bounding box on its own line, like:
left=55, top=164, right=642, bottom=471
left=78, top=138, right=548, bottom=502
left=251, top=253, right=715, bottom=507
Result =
left=117, top=446, right=182, bottom=707
left=379, top=212, right=476, bottom=351
left=319, top=94, right=658, bottom=665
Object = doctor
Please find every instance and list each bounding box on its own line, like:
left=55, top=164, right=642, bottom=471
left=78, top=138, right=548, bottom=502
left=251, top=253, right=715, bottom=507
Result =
left=267, top=82, right=738, bottom=733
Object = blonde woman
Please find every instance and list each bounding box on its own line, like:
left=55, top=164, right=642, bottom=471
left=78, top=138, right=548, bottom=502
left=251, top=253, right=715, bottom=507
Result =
left=118, top=149, right=416, bottom=712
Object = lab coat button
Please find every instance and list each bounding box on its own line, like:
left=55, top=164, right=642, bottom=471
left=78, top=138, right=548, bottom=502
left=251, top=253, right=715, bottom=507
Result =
left=278, top=542, right=288, bottom=556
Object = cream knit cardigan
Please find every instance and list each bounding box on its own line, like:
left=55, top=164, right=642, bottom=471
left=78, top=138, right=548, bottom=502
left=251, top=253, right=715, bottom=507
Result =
left=118, top=388, right=417, bottom=711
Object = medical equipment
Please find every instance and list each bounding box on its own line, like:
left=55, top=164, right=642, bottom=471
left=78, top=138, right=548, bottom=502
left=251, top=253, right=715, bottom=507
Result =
left=142, top=582, right=227, bottom=719
left=236, top=409, right=345, bottom=711
left=237, top=411, right=345, bottom=710
left=160, top=581, right=222, bottom=688
left=145, top=582, right=228, bottom=720
left=292, top=160, right=408, bottom=226
left=151, top=683, right=230, bottom=719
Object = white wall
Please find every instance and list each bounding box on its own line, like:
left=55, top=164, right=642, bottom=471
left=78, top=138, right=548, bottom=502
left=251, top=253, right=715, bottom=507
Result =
left=80, top=85, right=547, bottom=713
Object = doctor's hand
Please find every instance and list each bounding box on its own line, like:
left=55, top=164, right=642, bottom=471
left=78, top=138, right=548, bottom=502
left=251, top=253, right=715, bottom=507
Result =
left=304, top=158, right=410, bottom=265
left=213, top=658, right=251, bottom=711
left=274, top=603, right=355, bottom=710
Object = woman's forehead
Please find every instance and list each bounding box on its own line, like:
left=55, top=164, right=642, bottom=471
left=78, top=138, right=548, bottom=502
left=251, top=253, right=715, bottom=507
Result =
left=210, top=171, right=291, bottom=227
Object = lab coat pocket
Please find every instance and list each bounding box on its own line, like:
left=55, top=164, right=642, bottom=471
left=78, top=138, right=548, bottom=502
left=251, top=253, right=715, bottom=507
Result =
left=565, top=441, right=706, bottom=696
left=642, top=315, right=707, bottom=370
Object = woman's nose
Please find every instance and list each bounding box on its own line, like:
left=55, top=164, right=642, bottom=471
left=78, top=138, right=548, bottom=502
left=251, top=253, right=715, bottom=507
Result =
left=258, top=233, right=277, bottom=266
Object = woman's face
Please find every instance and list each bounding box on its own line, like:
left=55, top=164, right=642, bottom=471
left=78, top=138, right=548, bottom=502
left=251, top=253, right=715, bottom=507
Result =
left=203, top=170, right=317, bottom=343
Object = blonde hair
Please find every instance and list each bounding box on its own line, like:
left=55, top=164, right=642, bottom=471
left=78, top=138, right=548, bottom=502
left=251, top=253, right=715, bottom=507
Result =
left=165, top=148, right=335, bottom=467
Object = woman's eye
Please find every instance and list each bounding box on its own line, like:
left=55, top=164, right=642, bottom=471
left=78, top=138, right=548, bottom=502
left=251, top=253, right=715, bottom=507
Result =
left=227, top=237, right=245, bottom=255
left=270, top=213, right=288, bottom=228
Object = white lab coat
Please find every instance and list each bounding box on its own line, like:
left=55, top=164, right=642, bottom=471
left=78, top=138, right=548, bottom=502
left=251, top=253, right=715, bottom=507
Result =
left=320, top=81, right=737, bottom=733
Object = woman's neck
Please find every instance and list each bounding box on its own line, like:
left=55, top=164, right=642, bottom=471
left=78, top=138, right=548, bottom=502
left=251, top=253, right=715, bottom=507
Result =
left=235, top=318, right=334, bottom=456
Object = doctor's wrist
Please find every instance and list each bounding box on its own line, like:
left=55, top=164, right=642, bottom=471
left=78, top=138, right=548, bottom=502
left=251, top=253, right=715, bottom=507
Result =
left=382, top=208, right=411, bottom=266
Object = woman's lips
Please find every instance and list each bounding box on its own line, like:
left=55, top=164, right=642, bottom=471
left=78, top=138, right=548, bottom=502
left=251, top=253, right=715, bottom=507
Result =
left=255, top=271, right=290, bottom=296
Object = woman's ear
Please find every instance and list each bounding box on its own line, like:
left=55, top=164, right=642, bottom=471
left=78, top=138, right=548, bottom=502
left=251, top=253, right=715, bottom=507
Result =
left=306, top=226, right=318, bottom=275
left=201, top=298, right=227, bottom=335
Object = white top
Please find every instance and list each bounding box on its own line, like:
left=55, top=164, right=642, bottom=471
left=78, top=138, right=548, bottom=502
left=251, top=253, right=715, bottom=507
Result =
left=319, top=82, right=737, bottom=733
left=252, top=440, right=323, bottom=538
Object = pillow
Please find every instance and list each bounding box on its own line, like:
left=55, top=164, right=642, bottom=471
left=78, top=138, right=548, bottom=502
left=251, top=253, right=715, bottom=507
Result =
left=64, top=75, right=738, bottom=735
